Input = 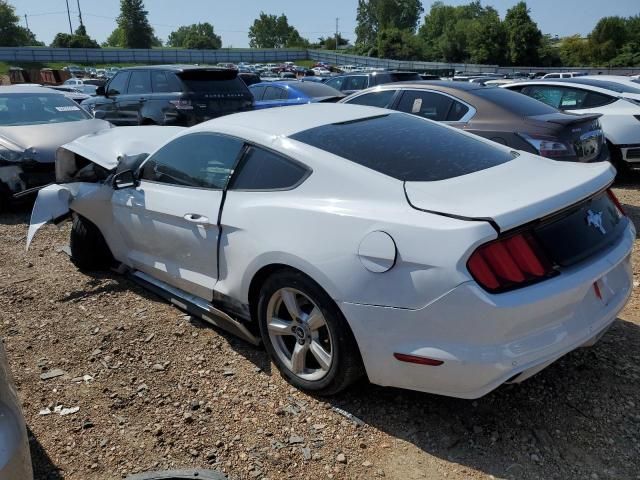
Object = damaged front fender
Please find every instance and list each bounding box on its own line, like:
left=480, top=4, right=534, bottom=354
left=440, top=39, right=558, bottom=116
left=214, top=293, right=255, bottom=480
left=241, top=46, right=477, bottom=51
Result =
left=26, top=182, right=102, bottom=249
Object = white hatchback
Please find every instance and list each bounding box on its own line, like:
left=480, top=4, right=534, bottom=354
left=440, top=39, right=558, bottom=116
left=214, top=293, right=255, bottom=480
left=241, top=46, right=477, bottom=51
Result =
left=29, top=105, right=634, bottom=398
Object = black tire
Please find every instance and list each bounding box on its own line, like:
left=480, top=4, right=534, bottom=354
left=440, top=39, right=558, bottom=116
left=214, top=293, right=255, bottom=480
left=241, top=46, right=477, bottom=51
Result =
left=257, top=270, right=364, bottom=395
left=608, top=141, right=630, bottom=180
left=69, top=214, right=113, bottom=270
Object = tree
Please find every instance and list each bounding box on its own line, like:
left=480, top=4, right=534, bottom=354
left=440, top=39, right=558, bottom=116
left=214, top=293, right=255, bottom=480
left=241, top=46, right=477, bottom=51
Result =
left=377, top=27, right=423, bottom=60
left=558, top=35, right=591, bottom=66
left=248, top=12, right=308, bottom=48
left=105, top=0, right=157, bottom=48
left=316, top=33, right=349, bottom=50
left=167, top=23, right=222, bottom=49
left=0, top=0, right=43, bottom=46
left=589, top=16, right=629, bottom=64
left=355, top=0, right=423, bottom=54
left=51, top=25, right=100, bottom=48
left=503, top=1, right=541, bottom=65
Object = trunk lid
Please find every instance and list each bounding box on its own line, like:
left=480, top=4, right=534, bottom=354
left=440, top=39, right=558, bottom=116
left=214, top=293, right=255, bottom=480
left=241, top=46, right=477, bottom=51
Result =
left=527, top=112, right=604, bottom=162
left=404, top=153, right=615, bottom=232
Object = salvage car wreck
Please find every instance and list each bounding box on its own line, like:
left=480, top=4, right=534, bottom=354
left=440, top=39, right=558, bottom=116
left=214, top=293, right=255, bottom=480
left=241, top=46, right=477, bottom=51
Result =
left=28, top=104, right=634, bottom=398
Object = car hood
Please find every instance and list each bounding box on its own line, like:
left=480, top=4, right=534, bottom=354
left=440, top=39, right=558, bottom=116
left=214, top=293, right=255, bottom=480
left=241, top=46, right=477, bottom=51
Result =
left=57, top=125, right=186, bottom=170
left=0, top=119, right=111, bottom=164
left=404, top=152, right=615, bottom=232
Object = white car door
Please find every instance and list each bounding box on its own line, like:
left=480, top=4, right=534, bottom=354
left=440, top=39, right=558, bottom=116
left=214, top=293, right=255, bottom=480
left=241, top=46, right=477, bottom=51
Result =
left=112, top=132, right=245, bottom=300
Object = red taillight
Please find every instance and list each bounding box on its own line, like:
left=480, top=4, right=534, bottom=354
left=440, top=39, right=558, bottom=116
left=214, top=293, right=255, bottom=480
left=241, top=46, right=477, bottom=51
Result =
left=467, top=232, right=555, bottom=293
left=606, top=189, right=626, bottom=217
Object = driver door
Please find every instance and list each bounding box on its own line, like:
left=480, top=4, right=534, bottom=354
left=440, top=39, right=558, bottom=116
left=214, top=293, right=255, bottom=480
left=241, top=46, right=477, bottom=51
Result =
left=111, top=132, right=244, bottom=300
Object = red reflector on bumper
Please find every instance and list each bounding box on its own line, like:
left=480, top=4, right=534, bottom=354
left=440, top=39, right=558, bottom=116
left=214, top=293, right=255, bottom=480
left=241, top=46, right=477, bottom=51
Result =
left=393, top=353, right=444, bottom=366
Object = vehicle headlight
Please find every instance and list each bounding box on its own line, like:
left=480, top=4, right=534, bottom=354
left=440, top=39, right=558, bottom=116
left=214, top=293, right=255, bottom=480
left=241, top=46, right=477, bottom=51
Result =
left=0, top=145, right=23, bottom=163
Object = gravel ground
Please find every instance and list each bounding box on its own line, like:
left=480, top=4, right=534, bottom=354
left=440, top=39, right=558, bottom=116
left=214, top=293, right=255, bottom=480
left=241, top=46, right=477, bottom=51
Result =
left=1, top=184, right=639, bottom=480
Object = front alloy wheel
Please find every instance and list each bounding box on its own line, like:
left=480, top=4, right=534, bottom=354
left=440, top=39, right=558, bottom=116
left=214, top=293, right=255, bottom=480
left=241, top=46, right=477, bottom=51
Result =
left=258, top=270, right=364, bottom=395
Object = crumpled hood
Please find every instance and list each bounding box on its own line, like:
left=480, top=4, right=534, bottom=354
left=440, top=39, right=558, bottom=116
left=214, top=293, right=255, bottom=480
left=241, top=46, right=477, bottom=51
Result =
left=57, top=126, right=186, bottom=170
left=0, top=119, right=110, bottom=163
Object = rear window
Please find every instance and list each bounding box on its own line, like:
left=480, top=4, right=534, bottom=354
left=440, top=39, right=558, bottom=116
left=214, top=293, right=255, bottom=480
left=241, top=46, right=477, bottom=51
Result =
left=475, top=87, right=558, bottom=116
left=560, top=78, right=640, bottom=94
left=177, top=69, right=250, bottom=96
left=377, top=72, right=422, bottom=84
left=0, top=92, right=91, bottom=126
left=290, top=113, right=515, bottom=182
left=293, top=82, right=344, bottom=98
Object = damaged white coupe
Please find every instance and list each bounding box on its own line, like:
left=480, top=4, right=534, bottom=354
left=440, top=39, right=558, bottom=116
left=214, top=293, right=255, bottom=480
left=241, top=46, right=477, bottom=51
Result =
left=28, top=104, right=634, bottom=398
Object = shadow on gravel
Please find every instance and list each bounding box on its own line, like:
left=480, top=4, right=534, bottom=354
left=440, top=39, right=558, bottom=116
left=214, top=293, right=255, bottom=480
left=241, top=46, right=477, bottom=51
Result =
left=325, top=318, right=640, bottom=480
left=29, top=427, right=63, bottom=480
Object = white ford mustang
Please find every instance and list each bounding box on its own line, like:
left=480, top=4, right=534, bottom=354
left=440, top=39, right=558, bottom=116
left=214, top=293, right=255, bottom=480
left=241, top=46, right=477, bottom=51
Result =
left=28, top=104, right=634, bottom=398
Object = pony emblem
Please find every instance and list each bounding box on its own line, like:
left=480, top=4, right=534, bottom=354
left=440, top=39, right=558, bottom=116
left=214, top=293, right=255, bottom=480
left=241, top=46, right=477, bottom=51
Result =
left=586, top=210, right=606, bottom=235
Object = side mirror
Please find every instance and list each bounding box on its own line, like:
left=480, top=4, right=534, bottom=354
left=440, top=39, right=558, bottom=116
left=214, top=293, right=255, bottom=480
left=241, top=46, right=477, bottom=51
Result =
left=112, top=169, right=138, bottom=190
left=96, top=85, right=106, bottom=96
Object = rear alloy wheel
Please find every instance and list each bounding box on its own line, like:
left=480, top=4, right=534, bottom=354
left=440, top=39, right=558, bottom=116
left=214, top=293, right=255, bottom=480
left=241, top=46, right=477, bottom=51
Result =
left=258, top=271, right=363, bottom=395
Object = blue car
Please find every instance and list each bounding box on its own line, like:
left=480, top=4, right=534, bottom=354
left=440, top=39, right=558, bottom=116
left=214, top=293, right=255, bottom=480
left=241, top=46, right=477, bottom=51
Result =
left=249, top=81, right=345, bottom=109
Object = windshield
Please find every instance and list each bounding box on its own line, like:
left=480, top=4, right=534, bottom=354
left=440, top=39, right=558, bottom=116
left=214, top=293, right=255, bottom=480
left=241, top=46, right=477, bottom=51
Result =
left=475, top=87, right=559, bottom=116
left=0, top=93, right=91, bottom=126
left=290, top=113, right=515, bottom=182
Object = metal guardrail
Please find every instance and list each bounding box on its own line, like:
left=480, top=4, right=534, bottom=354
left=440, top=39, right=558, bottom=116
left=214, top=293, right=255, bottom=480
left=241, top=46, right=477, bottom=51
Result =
left=0, top=47, right=308, bottom=64
left=0, top=47, right=637, bottom=75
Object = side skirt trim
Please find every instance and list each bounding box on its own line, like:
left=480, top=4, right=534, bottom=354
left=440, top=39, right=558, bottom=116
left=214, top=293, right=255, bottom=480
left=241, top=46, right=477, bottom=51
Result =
left=130, top=271, right=260, bottom=346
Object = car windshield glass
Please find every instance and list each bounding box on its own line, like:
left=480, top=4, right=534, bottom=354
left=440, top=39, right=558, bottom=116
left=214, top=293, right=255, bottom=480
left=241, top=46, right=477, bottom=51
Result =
left=0, top=93, right=91, bottom=126
left=474, top=87, right=558, bottom=115
left=290, top=113, right=515, bottom=182
left=293, top=82, right=344, bottom=98
left=177, top=69, right=250, bottom=96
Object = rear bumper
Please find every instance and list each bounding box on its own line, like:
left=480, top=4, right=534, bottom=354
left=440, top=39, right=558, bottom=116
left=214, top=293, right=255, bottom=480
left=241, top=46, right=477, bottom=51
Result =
left=342, top=222, right=634, bottom=399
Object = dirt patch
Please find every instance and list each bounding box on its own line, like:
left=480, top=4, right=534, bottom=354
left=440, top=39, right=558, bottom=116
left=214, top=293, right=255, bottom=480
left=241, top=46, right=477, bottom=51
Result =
left=0, top=185, right=639, bottom=480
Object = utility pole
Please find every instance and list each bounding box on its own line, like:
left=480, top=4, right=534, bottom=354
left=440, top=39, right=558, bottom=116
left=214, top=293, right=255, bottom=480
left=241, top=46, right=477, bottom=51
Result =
left=76, top=0, right=84, bottom=29
left=335, top=17, right=339, bottom=52
left=65, top=0, right=73, bottom=34
left=24, top=14, right=29, bottom=31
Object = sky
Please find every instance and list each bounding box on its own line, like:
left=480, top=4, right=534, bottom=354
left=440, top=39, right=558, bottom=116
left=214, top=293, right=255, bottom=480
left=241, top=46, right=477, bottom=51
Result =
left=11, top=0, right=640, bottom=48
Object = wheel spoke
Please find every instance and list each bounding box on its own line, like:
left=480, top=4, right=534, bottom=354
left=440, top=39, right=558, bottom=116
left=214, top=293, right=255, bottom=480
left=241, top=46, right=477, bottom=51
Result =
left=310, top=340, right=331, bottom=371
left=304, top=307, right=325, bottom=331
left=280, top=289, right=301, bottom=321
left=290, top=342, right=308, bottom=374
left=267, top=317, right=293, bottom=336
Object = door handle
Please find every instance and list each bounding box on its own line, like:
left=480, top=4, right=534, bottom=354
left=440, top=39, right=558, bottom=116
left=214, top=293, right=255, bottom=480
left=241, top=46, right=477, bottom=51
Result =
left=184, top=213, right=209, bottom=224
left=139, top=97, right=147, bottom=102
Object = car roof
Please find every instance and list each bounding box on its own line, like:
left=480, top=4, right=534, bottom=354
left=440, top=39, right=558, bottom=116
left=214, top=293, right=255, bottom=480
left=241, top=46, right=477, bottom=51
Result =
left=385, top=80, right=485, bottom=91
left=0, top=85, right=66, bottom=95
left=122, top=65, right=234, bottom=72
left=191, top=103, right=389, bottom=138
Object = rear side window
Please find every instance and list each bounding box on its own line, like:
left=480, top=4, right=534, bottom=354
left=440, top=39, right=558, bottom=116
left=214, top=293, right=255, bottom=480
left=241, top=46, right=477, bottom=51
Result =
left=290, top=113, right=515, bottom=182
left=475, top=87, right=558, bottom=115
left=151, top=71, right=182, bottom=93
left=263, top=86, right=288, bottom=101
left=128, top=71, right=151, bottom=95
left=231, top=146, right=309, bottom=190
left=325, top=77, right=344, bottom=90
left=178, top=69, right=250, bottom=97
left=448, top=101, right=470, bottom=121
left=345, top=90, right=396, bottom=108
left=583, top=91, right=615, bottom=108
left=250, top=85, right=266, bottom=100
left=344, top=76, right=368, bottom=91
left=396, top=91, right=453, bottom=121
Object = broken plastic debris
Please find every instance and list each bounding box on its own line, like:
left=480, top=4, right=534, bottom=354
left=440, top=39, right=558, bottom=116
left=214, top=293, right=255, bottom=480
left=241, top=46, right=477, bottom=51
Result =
left=39, top=405, right=80, bottom=416
left=332, top=406, right=365, bottom=427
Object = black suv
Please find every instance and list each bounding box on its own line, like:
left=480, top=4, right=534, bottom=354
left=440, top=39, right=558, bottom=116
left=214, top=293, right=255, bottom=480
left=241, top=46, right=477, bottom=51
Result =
left=82, top=65, right=254, bottom=126
left=324, top=71, right=421, bottom=95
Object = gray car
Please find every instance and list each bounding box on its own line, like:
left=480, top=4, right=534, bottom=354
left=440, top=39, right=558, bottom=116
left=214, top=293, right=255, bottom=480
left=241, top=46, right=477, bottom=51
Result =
left=0, top=337, right=33, bottom=479
left=0, top=86, right=110, bottom=209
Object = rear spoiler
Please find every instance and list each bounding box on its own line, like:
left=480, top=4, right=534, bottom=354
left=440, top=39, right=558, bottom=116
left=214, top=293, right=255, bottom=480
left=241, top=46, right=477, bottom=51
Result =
left=544, top=112, right=602, bottom=126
